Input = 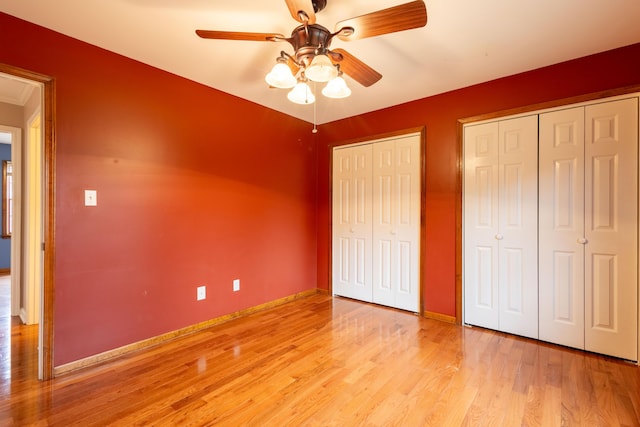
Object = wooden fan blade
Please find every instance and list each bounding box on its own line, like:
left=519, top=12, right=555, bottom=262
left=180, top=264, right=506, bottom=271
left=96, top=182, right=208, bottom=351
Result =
left=335, top=1, right=427, bottom=41
left=285, top=0, right=317, bottom=24
left=330, top=49, right=382, bottom=87
left=196, top=30, right=285, bottom=42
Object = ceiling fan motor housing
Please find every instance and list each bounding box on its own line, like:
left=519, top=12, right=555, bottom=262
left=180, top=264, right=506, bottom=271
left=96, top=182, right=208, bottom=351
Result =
left=289, top=24, right=333, bottom=66
left=312, top=0, right=328, bottom=13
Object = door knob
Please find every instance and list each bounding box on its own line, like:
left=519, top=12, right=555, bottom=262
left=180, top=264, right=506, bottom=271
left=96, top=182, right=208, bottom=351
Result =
left=495, top=234, right=504, bottom=240
left=577, top=237, right=588, bottom=244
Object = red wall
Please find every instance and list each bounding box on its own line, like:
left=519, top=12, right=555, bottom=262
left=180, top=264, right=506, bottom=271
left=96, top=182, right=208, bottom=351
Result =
left=0, top=13, right=319, bottom=365
left=315, top=43, right=640, bottom=317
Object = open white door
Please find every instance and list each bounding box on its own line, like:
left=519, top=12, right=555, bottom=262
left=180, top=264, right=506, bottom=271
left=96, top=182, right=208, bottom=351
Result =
left=22, top=110, right=43, bottom=327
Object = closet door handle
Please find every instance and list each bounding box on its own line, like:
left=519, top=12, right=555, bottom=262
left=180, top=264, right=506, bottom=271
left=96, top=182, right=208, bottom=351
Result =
left=577, top=237, right=588, bottom=244
left=495, top=234, right=504, bottom=240
left=349, top=228, right=355, bottom=233
left=390, top=231, right=397, bottom=235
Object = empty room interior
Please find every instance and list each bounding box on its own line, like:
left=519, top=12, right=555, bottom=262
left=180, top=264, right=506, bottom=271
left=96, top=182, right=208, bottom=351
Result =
left=0, top=0, right=640, bottom=425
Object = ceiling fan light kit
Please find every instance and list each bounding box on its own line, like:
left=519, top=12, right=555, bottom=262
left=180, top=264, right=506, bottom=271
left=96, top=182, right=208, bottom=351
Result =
left=287, top=81, right=316, bottom=104
left=265, top=61, right=298, bottom=89
left=304, top=54, right=338, bottom=82
left=197, top=0, right=427, bottom=105
left=322, top=74, right=351, bottom=99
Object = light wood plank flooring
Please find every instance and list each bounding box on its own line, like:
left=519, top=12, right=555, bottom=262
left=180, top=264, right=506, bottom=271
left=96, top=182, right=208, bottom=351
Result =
left=0, top=275, right=39, bottom=385
left=0, top=284, right=639, bottom=426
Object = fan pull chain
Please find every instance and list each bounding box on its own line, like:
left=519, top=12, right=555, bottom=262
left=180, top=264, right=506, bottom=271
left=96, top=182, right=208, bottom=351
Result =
left=312, top=82, right=318, bottom=133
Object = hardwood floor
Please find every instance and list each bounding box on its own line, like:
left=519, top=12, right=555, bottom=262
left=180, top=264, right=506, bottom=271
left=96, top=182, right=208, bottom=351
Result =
left=0, top=286, right=639, bottom=426
left=0, top=275, right=39, bottom=385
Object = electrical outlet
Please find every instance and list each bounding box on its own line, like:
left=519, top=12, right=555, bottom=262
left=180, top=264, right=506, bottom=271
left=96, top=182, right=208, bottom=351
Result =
left=233, top=279, right=240, bottom=292
left=197, top=285, right=206, bottom=301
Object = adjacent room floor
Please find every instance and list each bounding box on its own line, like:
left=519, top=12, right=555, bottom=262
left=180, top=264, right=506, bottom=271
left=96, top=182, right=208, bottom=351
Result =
left=0, top=275, right=38, bottom=384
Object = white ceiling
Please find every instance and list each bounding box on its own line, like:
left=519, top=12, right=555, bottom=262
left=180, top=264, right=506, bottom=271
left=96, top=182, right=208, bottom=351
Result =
left=0, top=0, right=639, bottom=124
left=0, top=74, right=35, bottom=107
left=0, top=75, right=37, bottom=144
left=0, top=73, right=39, bottom=144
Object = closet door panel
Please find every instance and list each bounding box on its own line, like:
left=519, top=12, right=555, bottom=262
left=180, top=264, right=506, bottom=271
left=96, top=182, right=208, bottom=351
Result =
left=539, top=107, right=585, bottom=349
left=498, top=116, right=539, bottom=339
left=372, top=136, right=421, bottom=312
left=392, top=136, right=421, bottom=312
left=332, top=145, right=373, bottom=302
left=585, top=98, right=638, bottom=361
left=372, top=142, right=395, bottom=307
left=464, top=122, right=500, bottom=329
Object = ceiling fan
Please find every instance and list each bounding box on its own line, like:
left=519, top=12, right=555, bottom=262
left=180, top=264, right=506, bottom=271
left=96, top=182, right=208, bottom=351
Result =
left=196, top=0, right=428, bottom=104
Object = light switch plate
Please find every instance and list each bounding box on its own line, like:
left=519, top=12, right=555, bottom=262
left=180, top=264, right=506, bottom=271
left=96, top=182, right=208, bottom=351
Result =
left=85, top=190, right=97, bottom=206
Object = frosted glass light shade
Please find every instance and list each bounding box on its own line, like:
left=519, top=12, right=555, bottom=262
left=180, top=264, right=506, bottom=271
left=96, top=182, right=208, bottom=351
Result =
left=322, top=76, right=351, bottom=99
left=287, top=82, right=315, bottom=104
left=265, top=63, right=296, bottom=89
left=305, top=54, right=338, bottom=83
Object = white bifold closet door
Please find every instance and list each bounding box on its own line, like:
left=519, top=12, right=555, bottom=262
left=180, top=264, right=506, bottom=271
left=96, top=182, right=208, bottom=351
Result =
left=463, top=115, right=539, bottom=339
left=371, top=138, right=421, bottom=312
left=539, top=98, right=638, bottom=361
left=332, top=144, right=374, bottom=303
left=332, top=134, right=421, bottom=312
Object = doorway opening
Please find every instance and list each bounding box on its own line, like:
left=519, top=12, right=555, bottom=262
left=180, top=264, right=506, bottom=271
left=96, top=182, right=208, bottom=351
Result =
left=0, top=64, right=55, bottom=380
